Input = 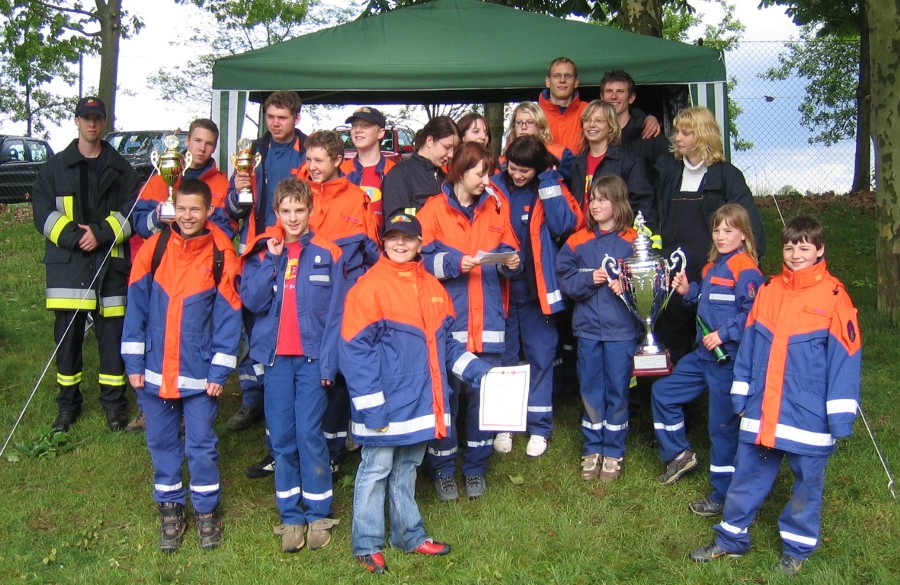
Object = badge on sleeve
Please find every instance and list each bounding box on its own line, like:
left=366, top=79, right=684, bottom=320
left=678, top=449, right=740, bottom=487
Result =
left=847, top=320, right=856, bottom=342
left=747, top=282, right=756, bottom=298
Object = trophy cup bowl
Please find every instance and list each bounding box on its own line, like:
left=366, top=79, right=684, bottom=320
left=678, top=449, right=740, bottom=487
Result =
left=601, top=212, right=686, bottom=376
left=149, top=135, right=190, bottom=221
left=231, top=138, right=261, bottom=206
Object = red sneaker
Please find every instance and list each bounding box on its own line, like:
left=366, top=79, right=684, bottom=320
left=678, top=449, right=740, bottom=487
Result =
left=413, top=538, right=451, bottom=556
left=357, top=552, right=387, bottom=574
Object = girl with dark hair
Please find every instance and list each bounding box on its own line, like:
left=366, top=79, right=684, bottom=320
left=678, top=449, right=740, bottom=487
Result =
left=490, top=136, right=583, bottom=458
left=416, top=142, right=521, bottom=500
left=457, top=113, right=492, bottom=149
left=382, top=116, right=459, bottom=218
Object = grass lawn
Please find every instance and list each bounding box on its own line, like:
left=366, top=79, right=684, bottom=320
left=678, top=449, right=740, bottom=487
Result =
left=0, top=195, right=896, bottom=584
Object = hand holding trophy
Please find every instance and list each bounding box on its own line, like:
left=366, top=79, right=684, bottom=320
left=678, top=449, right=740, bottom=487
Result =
left=149, top=135, right=192, bottom=221
left=601, top=212, right=686, bottom=376
left=231, top=138, right=261, bottom=206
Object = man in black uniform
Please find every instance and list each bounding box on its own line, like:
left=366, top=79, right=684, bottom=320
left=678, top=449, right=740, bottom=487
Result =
left=31, top=96, right=139, bottom=431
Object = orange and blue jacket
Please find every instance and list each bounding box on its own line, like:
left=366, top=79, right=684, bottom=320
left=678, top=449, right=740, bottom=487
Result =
left=340, top=155, right=396, bottom=232
left=340, top=256, right=491, bottom=447
left=494, top=168, right=584, bottom=315
left=122, top=223, right=242, bottom=399
left=539, top=89, right=588, bottom=158
left=131, top=160, right=235, bottom=258
left=731, top=260, right=861, bottom=456
left=557, top=226, right=639, bottom=342
left=240, top=226, right=348, bottom=381
left=682, top=249, right=765, bottom=362
left=306, top=176, right=381, bottom=284
left=417, top=183, right=522, bottom=354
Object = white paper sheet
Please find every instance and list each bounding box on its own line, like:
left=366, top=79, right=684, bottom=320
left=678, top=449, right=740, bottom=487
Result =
left=479, top=364, right=530, bottom=432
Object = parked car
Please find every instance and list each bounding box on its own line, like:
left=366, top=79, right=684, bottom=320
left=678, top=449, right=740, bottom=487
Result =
left=104, top=130, right=187, bottom=182
left=335, top=124, right=415, bottom=162
left=0, top=135, right=54, bottom=204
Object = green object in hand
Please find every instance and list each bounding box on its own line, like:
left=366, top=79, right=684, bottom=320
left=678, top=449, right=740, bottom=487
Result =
left=696, top=315, right=729, bottom=364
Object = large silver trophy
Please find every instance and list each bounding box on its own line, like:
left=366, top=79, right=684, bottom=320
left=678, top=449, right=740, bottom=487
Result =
left=601, top=212, right=686, bottom=376
left=230, top=138, right=261, bottom=206
left=149, top=135, right=192, bottom=221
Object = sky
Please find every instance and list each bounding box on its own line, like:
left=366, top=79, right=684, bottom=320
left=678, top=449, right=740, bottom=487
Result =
left=8, top=0, right=858, bottom=192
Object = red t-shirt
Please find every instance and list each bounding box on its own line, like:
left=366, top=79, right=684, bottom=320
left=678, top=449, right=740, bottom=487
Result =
left=276, top=240, right=304, bottom=356
left=582, top=152, right=606, bottom=214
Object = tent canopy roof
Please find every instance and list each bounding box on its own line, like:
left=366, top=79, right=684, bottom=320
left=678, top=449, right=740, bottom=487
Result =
left=212, top=0, right=725, bottom=105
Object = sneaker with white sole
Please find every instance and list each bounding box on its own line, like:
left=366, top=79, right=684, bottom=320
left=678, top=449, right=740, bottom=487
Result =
left=580, top=454, right=600, bottom=480
left=525, top=435, right=548, bottom=457
left=493, top=432, right=513, bottom=453
left=658, top=449, right=698, bottom=485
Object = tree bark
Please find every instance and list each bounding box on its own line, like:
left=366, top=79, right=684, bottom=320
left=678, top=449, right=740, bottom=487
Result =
left=867, top=0, right=900, bottom=320
left=619, top=0, right=663, bottom=37
left=95, top=0, right=122, bottom=132
left=485, top=102, right=504, bottom=158
left=852, top=0, right=871, bottom=192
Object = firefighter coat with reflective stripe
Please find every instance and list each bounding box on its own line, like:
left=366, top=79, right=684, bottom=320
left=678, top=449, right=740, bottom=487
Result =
left=32, top=139, right=139, bottom=316
left=340, top=256, right=491, bottom=447
left=494, top=168, right=584, bottom=315
left=418, top=183, right=521, bottom=354
left=122, top=223, right=242, bottom=399
left=240, top=227, right=348, bottom=381
left=683, top=249, right=765, bottom=362
left=731, top=261, right=861, bottom=456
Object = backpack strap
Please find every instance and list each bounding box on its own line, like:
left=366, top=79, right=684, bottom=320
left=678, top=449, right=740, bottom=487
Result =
left=212, top=243, right=224, bottom=287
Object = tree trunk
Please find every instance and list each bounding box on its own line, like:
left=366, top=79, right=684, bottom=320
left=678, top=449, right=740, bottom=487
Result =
left=852, top=1, right=872, bottom=192
left=867, top=0, right=900, bottom=320
left=619, top=0, right=663, bottom=37
left=95, top=0, right=122, bottom=132
left=485, top=102, right=504, bottom=158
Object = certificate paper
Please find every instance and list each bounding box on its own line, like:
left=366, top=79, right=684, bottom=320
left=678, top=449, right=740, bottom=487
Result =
left=474, top=250, right=518, bottom=265
left=479, top=365, right=530, bottom=432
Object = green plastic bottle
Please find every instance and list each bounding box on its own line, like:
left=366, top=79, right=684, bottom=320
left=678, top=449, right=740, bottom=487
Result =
left=696, top=315, right=729, bottom=364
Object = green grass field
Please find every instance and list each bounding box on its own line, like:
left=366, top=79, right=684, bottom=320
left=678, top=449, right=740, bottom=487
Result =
left=0, top=195, right=896, bottom=584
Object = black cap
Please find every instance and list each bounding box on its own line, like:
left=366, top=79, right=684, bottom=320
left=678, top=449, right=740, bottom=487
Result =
left=383, top=213, right=422, bottom=239
left=75, top=96, right=107, bottom=119
left=345, top=106, right=386, bottom=128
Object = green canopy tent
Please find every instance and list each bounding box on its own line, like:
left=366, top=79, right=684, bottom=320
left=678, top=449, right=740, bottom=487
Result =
left=211, top=0, right=728, bottom=171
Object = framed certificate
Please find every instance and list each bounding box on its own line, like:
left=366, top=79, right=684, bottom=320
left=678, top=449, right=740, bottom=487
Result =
left=479, top=365, right=530, bottom=432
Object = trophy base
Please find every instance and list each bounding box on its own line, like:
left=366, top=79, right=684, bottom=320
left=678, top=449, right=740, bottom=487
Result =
left=159, top=203, right=175, bottom=221
left=237, top=189, right=254, bottom=206
left=632, top=351, right=673, bottom=377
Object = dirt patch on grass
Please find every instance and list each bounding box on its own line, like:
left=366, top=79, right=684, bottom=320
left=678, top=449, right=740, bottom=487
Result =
left=755, top=190, right=876, bottom=215
left=0, top=204, right=34, bottom=229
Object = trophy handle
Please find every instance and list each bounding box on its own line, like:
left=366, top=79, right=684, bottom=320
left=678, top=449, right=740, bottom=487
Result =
left=601, top=254, right=631, bottom=311
left=661, top=248, right=687, bottom=311
left=253, top=152, right=262, bottom=171
left=150, top=150, right=161, bottom=174
left=182, top=151, right=193, bottom=176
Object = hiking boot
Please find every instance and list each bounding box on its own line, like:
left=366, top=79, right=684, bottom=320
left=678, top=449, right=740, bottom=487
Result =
left=464, top=475, right=486, bottom=499
left=434, top=475, right=459, bottom=502
left=357, top=552, right=387, bottom=573
left=525, top=435, right=548, bottom=457
left=689, top=542, right=743, bottom=562
left=777, top=554, right=804, bottom=576
left=158, top=502, right=186, bottom=553
left=307, top=518, right=339, bottom=550
left=245, top=453, right=275, bottom=479
left=689, top=496, right=724, bottom=517
left=413, top=538, right=451, bottom=556
left=105, top=408, right=128, bottom=432
left=279, top=523, right=306, bottom=552
left=599, top=456, right=624, bottom=482
left=226, top=405, right=263, bottom=431
left=125, top=410, right=146, bottom=433
left=493, top=432, right=512, bottom=453
left=196, top=507, right=222, bottom=550
left=658, top=449, right=698, bottom=485
left=581, top=454, right=601, bottom=481
left=52, top=409, right=81, bottom=432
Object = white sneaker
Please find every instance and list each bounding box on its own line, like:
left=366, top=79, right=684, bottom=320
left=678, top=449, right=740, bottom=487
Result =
left=526, top=435, right=548, bottom=457
left=493, top=432, right=513, bottom=453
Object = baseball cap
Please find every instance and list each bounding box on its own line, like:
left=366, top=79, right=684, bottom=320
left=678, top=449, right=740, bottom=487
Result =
left=345, top=106, right=386, bottom=128
left=383, top=213, right=422, bottom=239
left=75, top=96, right=107, bottom=119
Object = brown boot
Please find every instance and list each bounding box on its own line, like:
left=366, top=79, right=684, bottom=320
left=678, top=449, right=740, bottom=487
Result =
left=307, top=518, right=339, bottom=550
left=280, top=524, right=307, bottom=552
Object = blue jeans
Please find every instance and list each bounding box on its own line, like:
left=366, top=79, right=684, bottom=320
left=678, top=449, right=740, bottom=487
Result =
left=352, top=443, right=428, bottom=556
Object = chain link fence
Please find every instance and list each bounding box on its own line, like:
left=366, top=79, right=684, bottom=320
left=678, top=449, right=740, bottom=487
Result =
left=725, top=40, right=862, bottom=195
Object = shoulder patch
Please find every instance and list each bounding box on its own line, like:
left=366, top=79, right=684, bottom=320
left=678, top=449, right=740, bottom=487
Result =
left=847, top=320, right=856, bottom=342
left=747, top=282, right=756, bottom=298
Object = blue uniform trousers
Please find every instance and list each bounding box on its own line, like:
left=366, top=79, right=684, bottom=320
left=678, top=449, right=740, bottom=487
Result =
left=577, top=338, right=636, bottom=458
left=652, top=350, right=739, bottom=503
left=427, top=352, right=501, bottom=478
left=714, top=442, right=829, bottom=561
left=264, top=355, right=333, bottom=524
left=503, top=299, right=557, bottom=437
left=142, top=389, right=220, bottom=513
left=322, top=374, right=350, bottom=462
left=238, top=318, right=265, bottom=409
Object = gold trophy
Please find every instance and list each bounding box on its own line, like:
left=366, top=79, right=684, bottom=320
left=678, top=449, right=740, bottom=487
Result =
left=231, top=138, right=261, bottom=206
left=149, top=135, right=192, bottom=221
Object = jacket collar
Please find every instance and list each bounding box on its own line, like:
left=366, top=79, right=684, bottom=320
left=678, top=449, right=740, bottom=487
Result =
left=780, top=259, right=828, bottom=291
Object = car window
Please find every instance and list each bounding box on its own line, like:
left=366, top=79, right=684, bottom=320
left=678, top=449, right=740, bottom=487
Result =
left=399, top=129, right=414, bottom=149
left=4, top=139, right=26, bottom=162
left=28, top=141, right=50, bottom=162
left=381, top=133, right=394, bottom=152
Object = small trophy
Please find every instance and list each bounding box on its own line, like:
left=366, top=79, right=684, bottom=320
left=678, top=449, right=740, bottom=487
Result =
left=149, top=135, right=192, bottom=221
left=231, top=138, right=261, bottom=206
left=602, top=212, right=686, bottom=376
